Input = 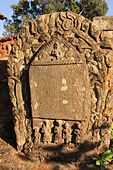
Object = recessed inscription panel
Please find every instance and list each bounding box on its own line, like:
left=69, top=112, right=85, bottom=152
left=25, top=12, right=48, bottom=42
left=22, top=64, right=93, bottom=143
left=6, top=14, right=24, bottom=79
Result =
left=29, top=64, right=90, bottom=120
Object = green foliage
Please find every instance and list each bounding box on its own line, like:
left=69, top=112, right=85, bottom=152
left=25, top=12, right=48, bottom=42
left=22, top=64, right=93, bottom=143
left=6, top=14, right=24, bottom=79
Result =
left=3, top=0, right=108, bottom=35
left=79, top=0, right=108, bottom=19
left=93, top=150, right=113, bottom=170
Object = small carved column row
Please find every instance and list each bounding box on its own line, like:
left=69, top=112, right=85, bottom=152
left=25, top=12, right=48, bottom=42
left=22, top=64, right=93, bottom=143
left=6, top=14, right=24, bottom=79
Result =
left=33, top=119, right=81, bottom=145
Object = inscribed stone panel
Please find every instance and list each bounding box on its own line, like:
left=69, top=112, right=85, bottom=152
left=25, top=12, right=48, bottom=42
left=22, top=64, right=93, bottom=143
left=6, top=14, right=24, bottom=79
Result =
left=29, top=63, right=90, bottom=120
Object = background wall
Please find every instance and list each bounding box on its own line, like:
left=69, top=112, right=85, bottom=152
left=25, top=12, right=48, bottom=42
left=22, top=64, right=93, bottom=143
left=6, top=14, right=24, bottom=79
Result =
left=0, top=36, right=16, bottom=146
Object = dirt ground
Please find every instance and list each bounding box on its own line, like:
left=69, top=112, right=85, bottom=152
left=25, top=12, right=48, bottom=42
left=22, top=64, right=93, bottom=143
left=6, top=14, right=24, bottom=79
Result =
left=0, top=138, right=113, bottom=170
left=0, top=138, right=76, bottom=170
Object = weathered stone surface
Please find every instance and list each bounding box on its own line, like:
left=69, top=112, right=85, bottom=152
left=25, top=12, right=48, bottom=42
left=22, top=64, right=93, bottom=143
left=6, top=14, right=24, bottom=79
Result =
left=30, top=64, right=90, bottom=121
left=93, top=16, right=113, bottom=49
left=4, top=12, right=113, bottom=160
left=0, top=36, right=15, bottom=60
left=29, top=39, right=90, bottom=121
left=93, top=16, right=113, bottom=31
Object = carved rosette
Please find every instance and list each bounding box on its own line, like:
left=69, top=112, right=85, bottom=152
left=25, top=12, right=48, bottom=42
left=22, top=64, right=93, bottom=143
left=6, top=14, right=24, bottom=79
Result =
left=7, top=12, right=113, bottom=154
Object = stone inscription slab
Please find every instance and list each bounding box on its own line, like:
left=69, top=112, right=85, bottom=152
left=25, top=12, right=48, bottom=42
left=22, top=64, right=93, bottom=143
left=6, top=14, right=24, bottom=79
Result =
left=29, top=64, right=90, bottom=120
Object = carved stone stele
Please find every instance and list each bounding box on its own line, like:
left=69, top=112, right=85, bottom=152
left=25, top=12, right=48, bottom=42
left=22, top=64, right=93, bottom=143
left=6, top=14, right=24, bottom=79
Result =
left=8, top=12, right=113, bottom=156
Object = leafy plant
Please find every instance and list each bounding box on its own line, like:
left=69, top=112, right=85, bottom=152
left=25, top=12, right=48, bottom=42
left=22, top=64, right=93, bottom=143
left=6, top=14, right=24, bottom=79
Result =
left=93, top=150, right=113, bottom=170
